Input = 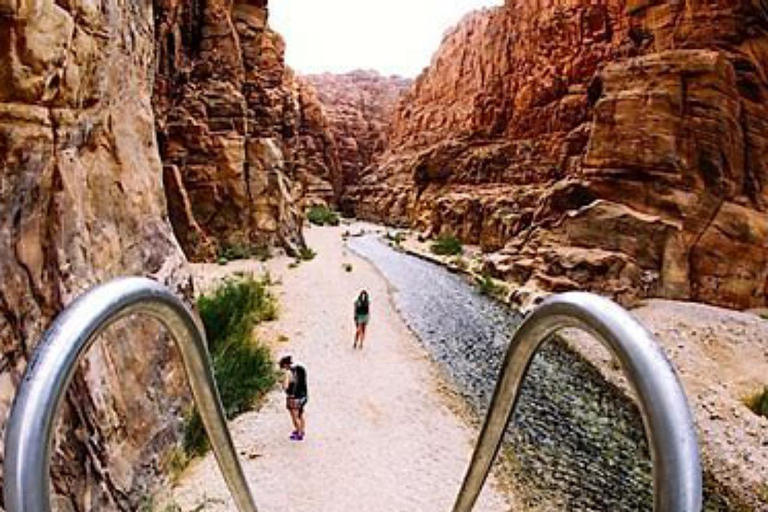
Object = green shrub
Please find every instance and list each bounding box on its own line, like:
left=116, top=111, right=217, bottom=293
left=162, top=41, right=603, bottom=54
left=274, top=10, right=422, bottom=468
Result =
left=184, top=275, right=278, bottom=457
left=162, top=446, right=190, bottom=483
left=297, top=246, right=317, bottom=261
left=221, top=244, right=250, bottom=261
left=219, top=244, right=272, bottom=262
left=476, top=273, right=506, bottom=298
left=430, top=233, right=463, bottom=256
left=196, top=275, right=276, bottom=348
left=138, top=496, right=181, bottom=512
left=217, top=256, right=228, bottom=266
left=307, top=205, right=340, bottom=226
left=746, top=387, right=768, bottom=418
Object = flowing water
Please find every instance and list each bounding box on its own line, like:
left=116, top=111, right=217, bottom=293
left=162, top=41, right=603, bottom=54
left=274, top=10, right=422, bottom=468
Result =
left=348, top=233, right=730, bottom=512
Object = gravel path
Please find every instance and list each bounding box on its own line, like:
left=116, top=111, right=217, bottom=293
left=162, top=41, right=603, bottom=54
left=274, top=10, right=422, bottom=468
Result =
left=171, top=225, right=511, bottom=512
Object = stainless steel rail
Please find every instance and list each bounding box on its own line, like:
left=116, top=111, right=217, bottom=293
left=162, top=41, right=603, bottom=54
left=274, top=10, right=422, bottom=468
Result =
left=452, top=292, right=702, bottom=512
left=3, top=277, right=258, bottom=512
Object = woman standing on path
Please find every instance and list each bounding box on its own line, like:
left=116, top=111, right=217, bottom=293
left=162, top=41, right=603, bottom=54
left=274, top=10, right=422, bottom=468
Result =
left=280, top=355, right=308, bottom=441
left=353, top=291, right=370, bottom=349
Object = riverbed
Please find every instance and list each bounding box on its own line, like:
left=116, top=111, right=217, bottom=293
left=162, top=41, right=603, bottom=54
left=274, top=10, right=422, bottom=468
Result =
left=349, top=232, right=732, bottom=511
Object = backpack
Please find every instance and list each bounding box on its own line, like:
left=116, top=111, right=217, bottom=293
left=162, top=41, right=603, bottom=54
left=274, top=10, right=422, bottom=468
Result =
left=292, top=365, right=308, bottom=398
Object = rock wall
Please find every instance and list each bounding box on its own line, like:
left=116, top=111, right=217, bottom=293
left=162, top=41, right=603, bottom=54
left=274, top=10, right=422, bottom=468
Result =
left=0, top=1, right=192, bottom=510
left=351, top=0, right=768, bottom=310
left=301, top=71, right=411, bottom=209
left=153, top=0, right=352, bottom=261
left=288, top=74, right=343, bottom=208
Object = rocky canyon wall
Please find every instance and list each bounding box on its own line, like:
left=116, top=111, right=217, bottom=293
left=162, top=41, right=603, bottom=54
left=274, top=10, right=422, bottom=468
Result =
left=301, top=71, right=411, bottom=210
left=351, top=0, right=768, bottom=310
left=153, top=0, right=318, bottom=261
left=0, top=1, right=192, bottom=510
left=154, top=1, right=388, bottom=262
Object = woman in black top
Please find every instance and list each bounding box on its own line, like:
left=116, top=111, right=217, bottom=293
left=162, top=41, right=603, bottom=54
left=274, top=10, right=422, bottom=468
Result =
left=279, top=355, right=308, bottom=441
left=353, top=290, right=370, bottom=349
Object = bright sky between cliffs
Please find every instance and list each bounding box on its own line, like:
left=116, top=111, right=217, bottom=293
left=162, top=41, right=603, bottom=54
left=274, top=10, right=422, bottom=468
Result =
left=271, top=0, right=505, bottom=78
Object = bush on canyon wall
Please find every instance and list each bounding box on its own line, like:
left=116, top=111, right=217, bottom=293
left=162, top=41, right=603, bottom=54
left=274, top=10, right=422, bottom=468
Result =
left=307, top=205, right=341, bottom=226
left=746, top=387, right=768, bottom=419
left=430, top=234, right=463, bottom=256
left=184, top=275, right=278, bottom=456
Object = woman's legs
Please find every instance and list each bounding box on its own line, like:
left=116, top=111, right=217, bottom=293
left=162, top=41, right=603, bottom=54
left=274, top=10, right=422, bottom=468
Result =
left=359, top=322, right=367, bottom=347
left=354, top=322, right=362, bottom=348
left=289, top=407, right=301, bottom=435
left=297, top=408, right=305, bottom=436
left=288, top=405, right=305, bottom=439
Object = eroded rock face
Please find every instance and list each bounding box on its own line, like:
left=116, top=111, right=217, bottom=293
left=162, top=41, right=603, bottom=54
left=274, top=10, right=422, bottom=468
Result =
left=1, top=1, right=192, bottom=510
left=352, top=1, right=768, bottom=310
left=154, top=0, right=310, bottom=260
left=288, top=74, right=343, bottom=208
left=301, top=71, right=411, bottom=209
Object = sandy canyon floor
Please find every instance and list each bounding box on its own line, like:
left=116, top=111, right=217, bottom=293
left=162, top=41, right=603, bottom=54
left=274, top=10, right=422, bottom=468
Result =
left=171, top=225, right=511, bottom=511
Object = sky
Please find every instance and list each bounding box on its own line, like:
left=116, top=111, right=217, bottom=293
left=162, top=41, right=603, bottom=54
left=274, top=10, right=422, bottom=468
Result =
left=270, top=0, right=504, bottom=78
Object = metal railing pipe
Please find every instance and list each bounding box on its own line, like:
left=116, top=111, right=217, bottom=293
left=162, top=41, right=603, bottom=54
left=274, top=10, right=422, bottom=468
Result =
left=452, top=292, right=702, bottom=512
left=4, top=277, right=258, bottom=512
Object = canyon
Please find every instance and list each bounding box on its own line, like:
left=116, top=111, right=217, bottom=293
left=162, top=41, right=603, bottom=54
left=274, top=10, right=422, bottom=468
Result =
left=302, top=71, right=411, bottom=212
left=350, top=0, right=768, bottom=311
left=0, top=0, right=406, bottom=509
left=153, top=4, right=408, bottom=262
left=1, top=0, right=767, bottom=510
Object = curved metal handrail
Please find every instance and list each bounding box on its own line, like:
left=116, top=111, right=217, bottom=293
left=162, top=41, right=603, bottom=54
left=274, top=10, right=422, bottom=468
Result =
left=452, top=292, right=702, bottom=512
left=3, top=277, right=258, bottom=512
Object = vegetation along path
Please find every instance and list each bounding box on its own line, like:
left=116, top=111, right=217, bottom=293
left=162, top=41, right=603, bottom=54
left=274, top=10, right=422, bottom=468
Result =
left=170, top=224, right=511, bottom=511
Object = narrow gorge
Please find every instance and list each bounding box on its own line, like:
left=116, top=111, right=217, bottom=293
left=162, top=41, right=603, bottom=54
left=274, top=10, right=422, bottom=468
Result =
left=1, top=0, right=766, bottom=510
left=1, top=1, right=409, bottom=509
left=153, top=5, right=409, bottom=261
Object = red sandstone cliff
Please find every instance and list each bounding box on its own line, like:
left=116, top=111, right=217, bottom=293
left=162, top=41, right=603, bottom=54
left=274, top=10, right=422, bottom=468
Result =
left=301, top=71, right=411, bottom=209
left=154, top=0, right=311, bottom=261
left=288, top=74, right=344, bottom=207
left=352, top=1, right=768, bottom=312
left=154, top=0, right=350, bottom=262
left=0, top=2, right=192, bottom=510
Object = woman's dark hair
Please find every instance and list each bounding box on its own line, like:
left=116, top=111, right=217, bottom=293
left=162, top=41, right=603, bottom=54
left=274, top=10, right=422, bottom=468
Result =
left=279, top=355, right=292, bottom=367
left=359, top=290, right=369, bottom=302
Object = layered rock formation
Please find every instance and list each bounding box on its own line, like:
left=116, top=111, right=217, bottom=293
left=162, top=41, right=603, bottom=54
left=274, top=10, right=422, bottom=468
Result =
left=0, top=1, right=192, bottom=510
left=153, top=0, right=313, bottom=261
left=154, top=0, right=356, bottom=261
left=351, top=1, right=768, bottom=310
left=288, top=74, right=343, bottom=208
left=302, top=71, right=411, bottom=210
